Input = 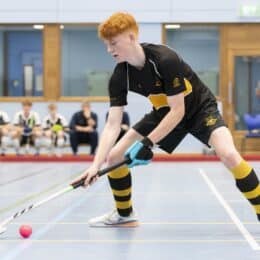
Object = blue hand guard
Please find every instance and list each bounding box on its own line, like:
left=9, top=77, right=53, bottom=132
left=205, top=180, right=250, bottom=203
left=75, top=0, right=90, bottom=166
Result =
left=125, top=138, right=153, bottom=168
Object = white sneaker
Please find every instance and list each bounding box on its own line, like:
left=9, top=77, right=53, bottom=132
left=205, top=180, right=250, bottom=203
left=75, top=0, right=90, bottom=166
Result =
left=88, top=209, right=139, bottom=227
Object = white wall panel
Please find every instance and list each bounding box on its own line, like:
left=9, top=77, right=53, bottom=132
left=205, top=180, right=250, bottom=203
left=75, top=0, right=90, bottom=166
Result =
left=58, top=0, right=172, bottom=23
left=171, top=0, right=238, bottom=10
left=59, top=0, right=171, bottom=11
left=1, top=0, right=259, bottom=23
left=170, top=10, right=242, bottom=23
left=0, top=0, right=58, bottom=22
left=0, top=12, right=57, bottom=23
left=0, top=0, right=55, bottom=10
left=58, top=11, right=171, bottom=23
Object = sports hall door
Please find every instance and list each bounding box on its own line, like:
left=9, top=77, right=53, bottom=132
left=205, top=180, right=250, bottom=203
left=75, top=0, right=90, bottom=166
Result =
left=220, top=24, right=260, bottom=152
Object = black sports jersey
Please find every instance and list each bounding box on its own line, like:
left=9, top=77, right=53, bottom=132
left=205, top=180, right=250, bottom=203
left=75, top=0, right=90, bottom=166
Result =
left=108, top=43, right=216, bottom=119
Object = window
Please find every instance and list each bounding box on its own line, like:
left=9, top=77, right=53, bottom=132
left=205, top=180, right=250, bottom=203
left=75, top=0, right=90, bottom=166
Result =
left=0, top=26, right=43, bottom=97
left=61, top=26, right=115, bottom=97
left=166, top=25, right=220, bottom=96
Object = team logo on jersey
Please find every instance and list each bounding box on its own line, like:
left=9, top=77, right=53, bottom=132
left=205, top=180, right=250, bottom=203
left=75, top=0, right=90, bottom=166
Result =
left=172, top=77, right=181, bottom=88
left=205, top=115, right=217, bottom=126
left=155, top=80, right=162, bottom=87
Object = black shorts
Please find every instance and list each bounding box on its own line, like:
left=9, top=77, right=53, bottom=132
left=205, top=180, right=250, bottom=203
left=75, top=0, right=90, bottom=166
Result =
left=20, top=135, right=34, bottom=146
left=132, top=103, right=226, bottom=153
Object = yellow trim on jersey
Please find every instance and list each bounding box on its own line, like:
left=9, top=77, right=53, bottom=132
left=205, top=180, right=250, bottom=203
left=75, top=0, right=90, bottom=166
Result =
left=148, top=94, right=168, bottom=110
left=148, top=78, right=192, bottom=109
left=183, top=78, right=192, bottom=97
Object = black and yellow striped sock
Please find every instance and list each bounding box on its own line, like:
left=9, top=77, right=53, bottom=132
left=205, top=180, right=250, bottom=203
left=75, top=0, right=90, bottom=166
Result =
left=230, top=160, right=260, bottom=220
left=108, top=166, right=132, bottom=217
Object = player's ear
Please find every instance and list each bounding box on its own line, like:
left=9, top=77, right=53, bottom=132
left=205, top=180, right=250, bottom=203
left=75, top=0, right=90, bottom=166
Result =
left=129, top=32, right=136, bottom=43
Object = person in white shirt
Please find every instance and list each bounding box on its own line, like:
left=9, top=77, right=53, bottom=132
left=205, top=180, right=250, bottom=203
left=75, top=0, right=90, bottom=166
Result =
left=11, top=100, right=42, bottom=155
left=42, top=103, right=68, bottom=156
left=0, top=110, right=11, bottom=155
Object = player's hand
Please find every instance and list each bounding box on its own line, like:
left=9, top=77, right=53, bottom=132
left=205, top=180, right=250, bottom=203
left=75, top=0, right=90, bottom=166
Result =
left=83, top=126, right=94, bottom=133
left=75, top=125, right=84, bottom=132
left=125, top=137, right=154, bottom=168
left=71, top=165, right=99, bottom=188
left=87, top=118, right=96, bottom=127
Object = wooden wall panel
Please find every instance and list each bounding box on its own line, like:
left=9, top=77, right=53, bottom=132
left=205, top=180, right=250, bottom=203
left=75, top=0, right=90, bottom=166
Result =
left=43, top=24, right=60, bottom=100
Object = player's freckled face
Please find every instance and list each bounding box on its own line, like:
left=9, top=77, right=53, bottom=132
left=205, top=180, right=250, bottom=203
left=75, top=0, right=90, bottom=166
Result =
left=105, top=33, right=134, bottom=63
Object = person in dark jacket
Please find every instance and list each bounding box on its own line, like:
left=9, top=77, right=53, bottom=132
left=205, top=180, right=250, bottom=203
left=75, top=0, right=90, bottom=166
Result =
left=69, top=101, right=98, bottom=155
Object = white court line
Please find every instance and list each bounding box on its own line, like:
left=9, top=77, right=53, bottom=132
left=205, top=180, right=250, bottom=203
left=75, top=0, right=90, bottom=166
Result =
left=10, top=221, right=260, bottom=225
left=0, top=239, right=254, bottom=244
left=199, top=168, right=260, bottom=251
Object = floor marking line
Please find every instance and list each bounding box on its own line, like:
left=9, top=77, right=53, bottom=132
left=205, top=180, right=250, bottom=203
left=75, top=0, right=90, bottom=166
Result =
left=9, top=221, right=260, bottom=225
left=0, top=239, right=255, bottom=244
left=0, top=170, right=85, bottom=215
left=199, top=168, right=260, bottom=251
left=0, top=166, right=52, bottom=187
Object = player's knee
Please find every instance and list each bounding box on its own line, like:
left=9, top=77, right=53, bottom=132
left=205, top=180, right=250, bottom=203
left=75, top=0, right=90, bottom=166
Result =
left=12, top=128, right=22, bottom=138
left=219, top=149, right=241, bottom=168
left=57, top=131, right=64, bottom=138
left=2, top=127, right=9, bottom=136
left=44, top=130, right=52, bottom=138
left=34, top=130, right=42, bottom=137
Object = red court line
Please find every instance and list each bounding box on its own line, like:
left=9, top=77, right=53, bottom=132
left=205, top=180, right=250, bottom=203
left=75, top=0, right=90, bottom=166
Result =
left=0, top=154, right=259, bottom=162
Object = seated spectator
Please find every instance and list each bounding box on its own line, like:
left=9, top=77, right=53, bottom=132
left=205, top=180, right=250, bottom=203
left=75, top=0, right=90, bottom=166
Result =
left=11, top=100, right=42, bottom=155
left=0, top=110, right=11, bottom=156
left=69, top=101, right=98, bottom=155
left=106, top=111, right=130, bottom=142
left=42, top=103, right=68, bottom=157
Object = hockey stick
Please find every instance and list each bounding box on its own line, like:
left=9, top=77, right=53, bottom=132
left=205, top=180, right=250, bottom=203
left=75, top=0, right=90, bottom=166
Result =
left=0, top=157, right=131, bottom=234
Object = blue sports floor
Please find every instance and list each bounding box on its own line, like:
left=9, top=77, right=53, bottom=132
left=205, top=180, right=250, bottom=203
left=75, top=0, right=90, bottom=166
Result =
left=0, top=161, right=260, bottom=260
